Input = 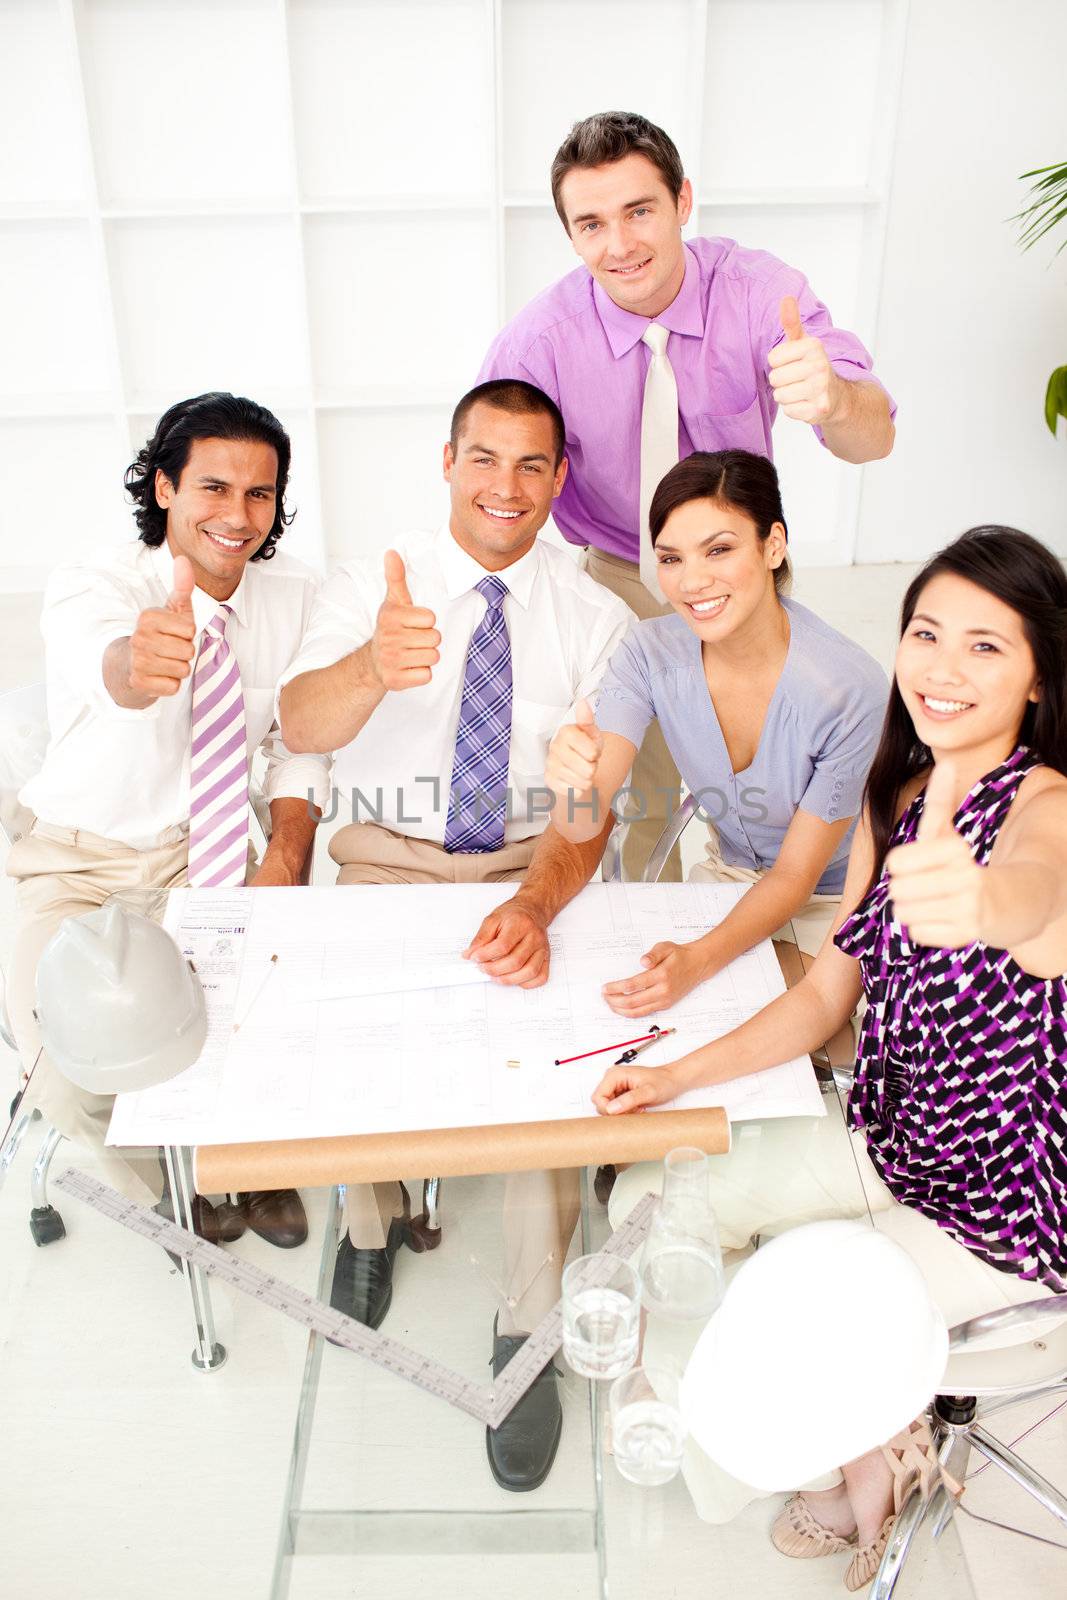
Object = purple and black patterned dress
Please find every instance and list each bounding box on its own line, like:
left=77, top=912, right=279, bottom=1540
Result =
left=834, top=745, right=1067, bottom=1288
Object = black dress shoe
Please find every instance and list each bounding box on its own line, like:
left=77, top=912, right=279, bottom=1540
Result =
left=594, top=1165, right=617, bottom=1206
left=237, top=1189, right=308, bottom=1249
left=330, top=1213, right=411, bottom=1331
left=485, top=1319, right=563, bottom=1492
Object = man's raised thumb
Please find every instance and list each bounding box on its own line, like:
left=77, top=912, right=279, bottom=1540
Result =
left=575, top=696, right=596, bottom=728
left=166, top=554, right=195, bottom=615
left=384, top=548, right=412, bottom=605
left=779, top=294, right=804, bottom=343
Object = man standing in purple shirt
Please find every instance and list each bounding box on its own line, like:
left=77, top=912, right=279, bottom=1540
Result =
left=480, top=110, right=895, bottom=877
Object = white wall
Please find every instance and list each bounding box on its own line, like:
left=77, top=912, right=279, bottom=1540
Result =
left=0, top=0, right=1064, bottom=582
left=856, top=0, right=1067, bottom=562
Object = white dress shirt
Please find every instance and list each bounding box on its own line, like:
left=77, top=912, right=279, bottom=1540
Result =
left=23, top=539, right=331, bottom=849
left=277, top=526, right=634, bottom=845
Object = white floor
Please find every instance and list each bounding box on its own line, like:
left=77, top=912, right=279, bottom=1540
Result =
left=2, top=567, right=1066, bottom=1600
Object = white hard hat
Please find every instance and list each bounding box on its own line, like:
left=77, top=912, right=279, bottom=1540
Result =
left=36, top=903, right=207, bottom=1094
left=679, top=1219, right=948, bottom=1490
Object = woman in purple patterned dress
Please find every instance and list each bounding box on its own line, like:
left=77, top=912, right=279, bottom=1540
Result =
left=597, top=526, right=1067, bottom=1583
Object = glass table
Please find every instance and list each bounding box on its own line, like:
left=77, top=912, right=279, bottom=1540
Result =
left=0, top=906, right=977, bottom=1600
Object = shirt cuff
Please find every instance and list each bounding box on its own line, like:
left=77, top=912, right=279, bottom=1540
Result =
left=813, top=364, right=897, bottom=447
left=274, top=635, right=361, bottom=724
left=800, top=766, right=867, bottom=825
left=85, top=627, right=165, bottom=722
left=263, top=753, right=333, bottom=813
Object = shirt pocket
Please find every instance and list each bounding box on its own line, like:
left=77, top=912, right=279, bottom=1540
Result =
left=695, top=392, right=768, bottom=456
left=509, top=695, right=571, bottom=781
left=242, top=687, right=280, bottom=752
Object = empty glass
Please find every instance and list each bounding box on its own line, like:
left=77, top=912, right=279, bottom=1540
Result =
left=640, top=1147, right=725, bottom=1322
left=561, top=1253, right=641, bottom=1379
left=610, top=1365, right=686, bottom=1486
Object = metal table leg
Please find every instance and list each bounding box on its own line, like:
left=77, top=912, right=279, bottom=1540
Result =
left=163, top=1143, right=226, bottom=1371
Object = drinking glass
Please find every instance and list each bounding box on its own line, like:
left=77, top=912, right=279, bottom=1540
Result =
left=640, top=1147, right=725, bottom=1322
left=561, top=1253, right=641, bottom=1379
left=610, top=1365, right=686, bottom=1486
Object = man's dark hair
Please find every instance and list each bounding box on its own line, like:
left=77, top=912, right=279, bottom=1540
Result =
left=450, top=380, right=566, bottom=467
left=650, top=450, right=792, bottom=594
left=124, top=392, right=294, bottom=561
left=550, top=111, right=686, bottom=229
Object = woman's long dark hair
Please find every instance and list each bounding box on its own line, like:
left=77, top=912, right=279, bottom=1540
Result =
left=864, top=525, right=1067, bottom=891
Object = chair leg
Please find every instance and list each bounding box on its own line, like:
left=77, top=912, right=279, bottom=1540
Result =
left=967, top=1421, right=1067, bottom=1526
left=868, top=1474, right=939, bottom=1599
left=0, top=1104, right=36, bottom=1194
left=409, top=1176, right=442, bottom=1251
left=28, top=1124, right=67, bottom=1244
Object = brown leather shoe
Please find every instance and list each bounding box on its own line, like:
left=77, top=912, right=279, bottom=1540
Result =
left=155, top=1189, right=224, bottom=1265
left=213, top=1197, right=249, bottom=1243
left=238, top=1189, right=308, bottom=1249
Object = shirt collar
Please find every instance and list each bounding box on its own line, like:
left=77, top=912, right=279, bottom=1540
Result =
left=435, top=523, right=542, bottom=610
left=592, top=242, right=705, bottom=359
left=148, top=540, right=250, bottom=631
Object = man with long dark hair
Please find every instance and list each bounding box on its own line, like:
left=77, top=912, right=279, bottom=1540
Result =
left=480, top=111, right=895, bottom=879
left=8, top=392, right=329, bottom=1251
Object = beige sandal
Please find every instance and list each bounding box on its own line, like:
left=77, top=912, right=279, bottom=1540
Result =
left=771, top=1493, right=858, bottom=1558
left=844, top=1417, right=960, bottom=1592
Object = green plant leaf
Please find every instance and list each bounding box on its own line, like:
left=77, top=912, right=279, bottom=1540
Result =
left=1013, top=160, right=1067, bottom=254
left=1044, top=367, right=1067, bottom=436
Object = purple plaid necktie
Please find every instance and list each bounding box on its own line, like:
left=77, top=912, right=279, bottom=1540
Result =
left=187, top=605, right=249, bottom=887
left=444, top=575, right=512, bottom=853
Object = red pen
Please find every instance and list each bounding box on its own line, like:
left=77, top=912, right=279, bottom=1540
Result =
left=554, top=1026, right=675, bottom=1066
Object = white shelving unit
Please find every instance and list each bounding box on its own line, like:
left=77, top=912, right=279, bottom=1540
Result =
left=0, top=0, right=907, bottom=586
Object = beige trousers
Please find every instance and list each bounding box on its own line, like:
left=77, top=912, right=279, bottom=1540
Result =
left=330, top=820, right=581, bottom=1334
left=583, top=547, right=684, bottom=883
left=5, top=820, right=193, bottom=1204
left=688, top=825, right=842, bottom=960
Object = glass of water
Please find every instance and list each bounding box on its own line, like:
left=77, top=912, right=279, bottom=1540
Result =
left=610, top=1365, right=686, bottom=1486
left=561, top=1253, right=641, bottom=1379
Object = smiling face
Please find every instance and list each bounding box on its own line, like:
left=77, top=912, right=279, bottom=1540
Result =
left=558, top=153, right=692, bottom=318
left=896, top=572, right=1041, bottom=763
left=443, top=400, right=567, bottom=571
left=654, top=497, right=786, bottom=642
left=156, top=435, right=279, bottom=600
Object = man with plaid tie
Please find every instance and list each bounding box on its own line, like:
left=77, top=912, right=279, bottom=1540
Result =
left=279, top=379, right=633, bottom=1489
left=9, top=393, right=330, bottom=1251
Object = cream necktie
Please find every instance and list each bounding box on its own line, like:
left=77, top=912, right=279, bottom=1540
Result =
left=638, top=322, right=679, bottom=602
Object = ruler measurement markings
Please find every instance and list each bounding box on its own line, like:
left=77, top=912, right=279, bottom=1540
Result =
left=54, top=1170, right=655, bottom=1428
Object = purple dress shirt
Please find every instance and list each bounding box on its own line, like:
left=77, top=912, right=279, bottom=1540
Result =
left=479, top=236, right=894, bottom=563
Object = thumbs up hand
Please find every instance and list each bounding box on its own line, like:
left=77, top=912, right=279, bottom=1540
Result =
left=166, top=554, right=196, bottom=617
left=125, top=553, right=198, bottom=700
left=546, top=697, right=606, bottom=802
left=370, top=549, right=441, bottom=691
left=885, top=761, right=987, bottom=948
left=767, top=293, right=842, bottom=425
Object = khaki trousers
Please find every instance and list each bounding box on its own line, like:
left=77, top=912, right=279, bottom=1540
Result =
left=688, top=826, right=842, bottom=960
left=6, top=820, right=192, bottom=1204
left=583, top=547, right=684, bottom=882
left=330, top=820, right=581, bottom=1333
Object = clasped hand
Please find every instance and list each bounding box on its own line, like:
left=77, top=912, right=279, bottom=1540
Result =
left=601, top=938, right=709, bottom=1018
left=462, top=898, right=550, bottom=988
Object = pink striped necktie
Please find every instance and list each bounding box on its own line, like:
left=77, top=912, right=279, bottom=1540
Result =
left=187, top=605, right=249, bottom=888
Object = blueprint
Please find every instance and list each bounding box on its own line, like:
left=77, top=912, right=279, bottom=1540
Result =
left=107, top=881, right=825, bottom=1146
